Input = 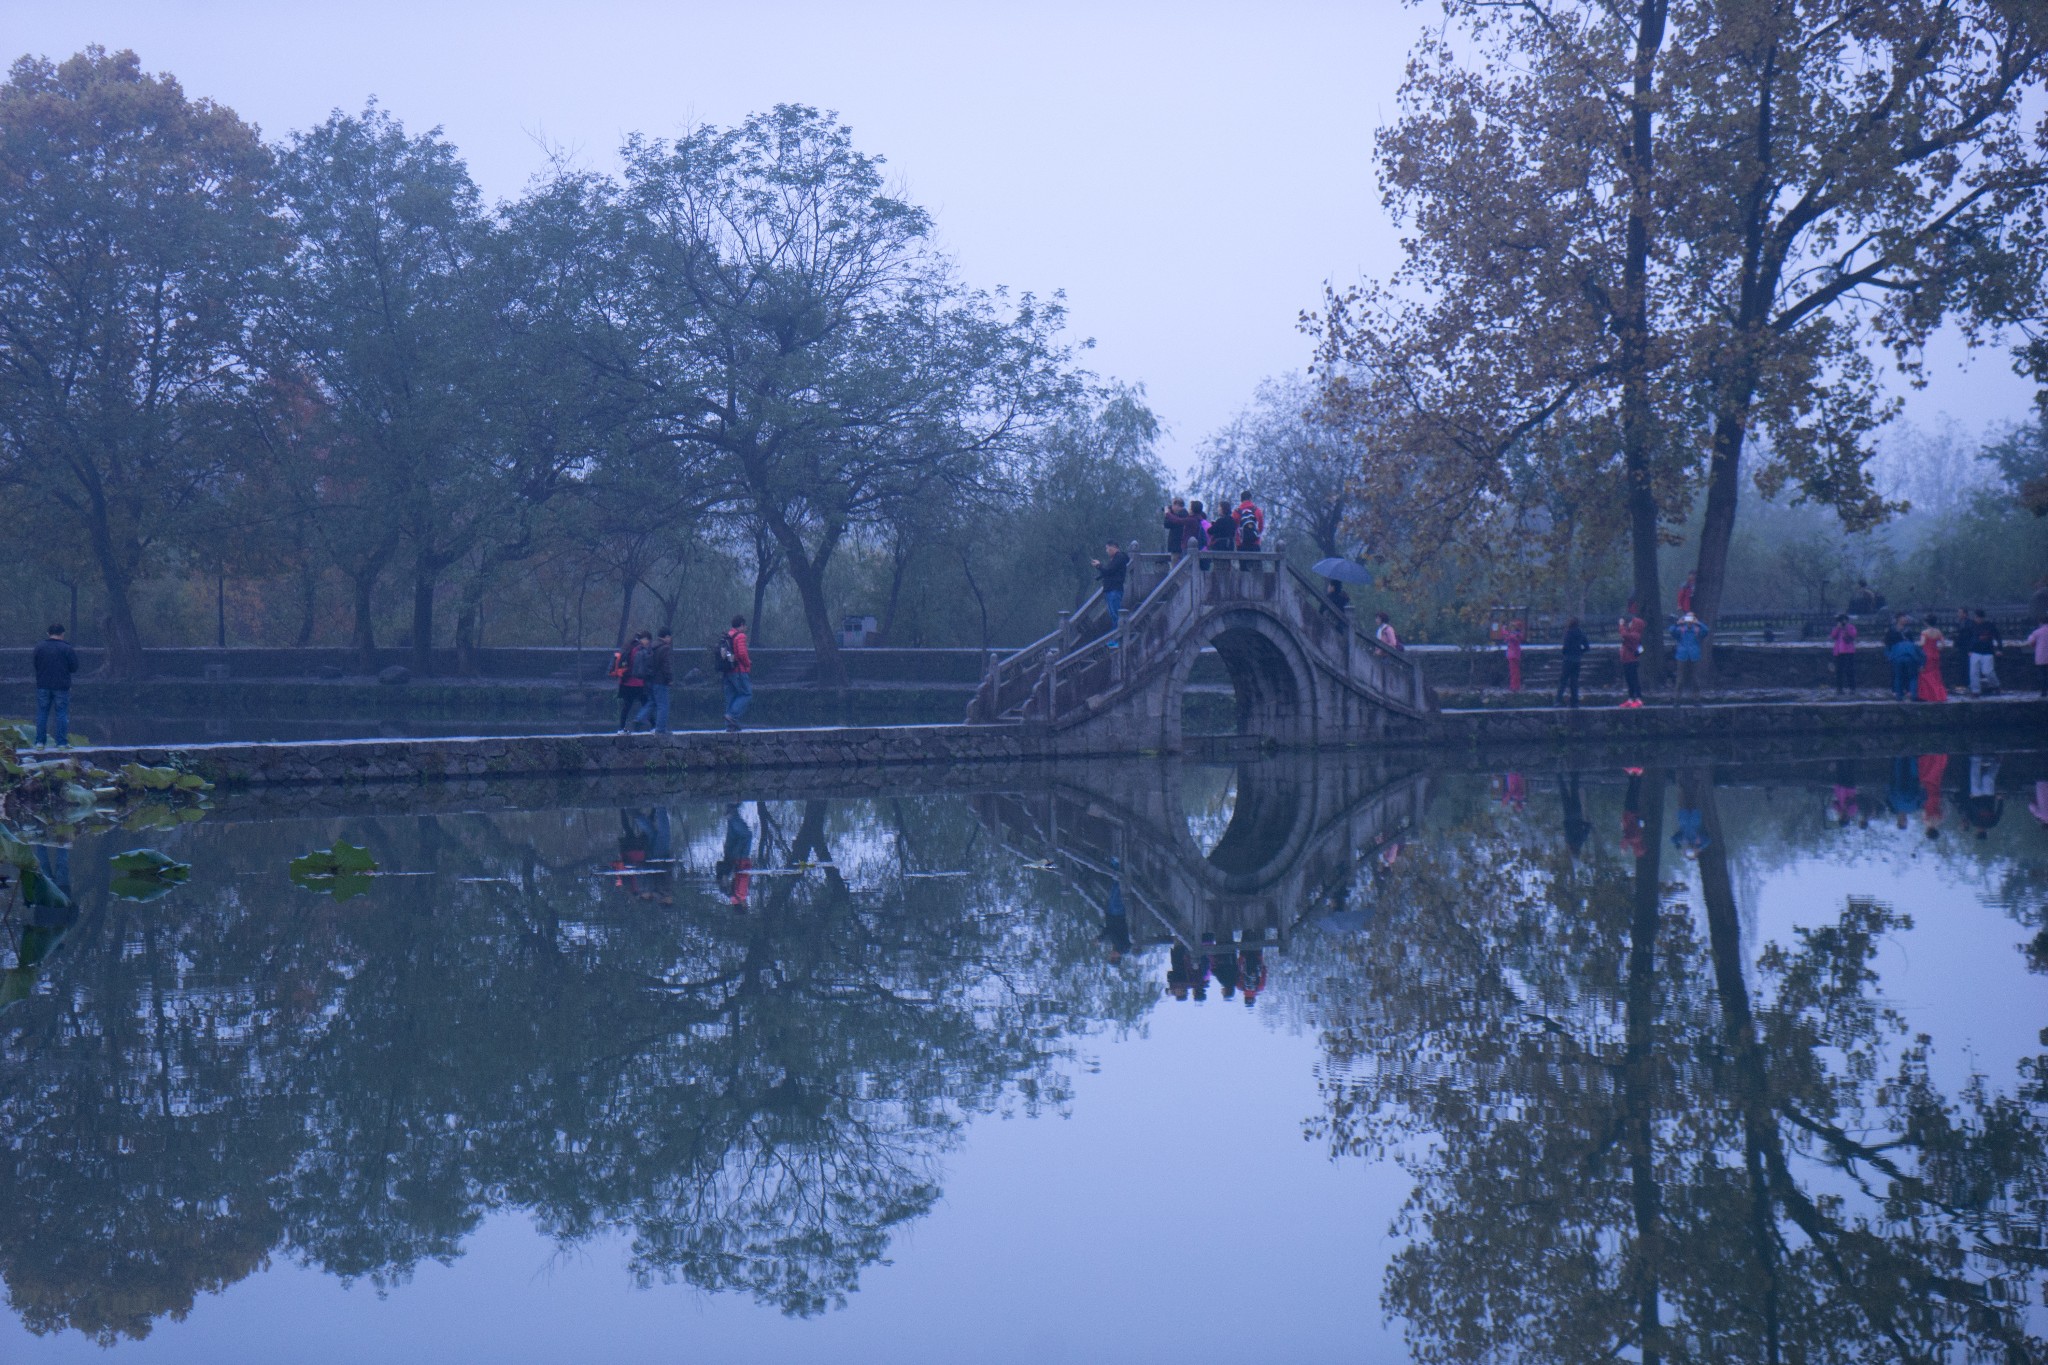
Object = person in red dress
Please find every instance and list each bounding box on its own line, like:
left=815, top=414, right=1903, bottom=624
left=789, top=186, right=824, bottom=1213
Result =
left=1916, top=624, right=1949, bottom=702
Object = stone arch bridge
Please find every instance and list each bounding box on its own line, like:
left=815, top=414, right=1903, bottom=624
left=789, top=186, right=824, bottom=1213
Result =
left=967, top=551, right=1431, bottom=751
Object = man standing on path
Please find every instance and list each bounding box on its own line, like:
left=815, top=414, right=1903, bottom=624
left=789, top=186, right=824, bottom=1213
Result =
left=720, top=616, right=752, bottom=732
left=1556, top=617, right=1588, bottom=708
left=646, top=629, right=674, bottom=733
left=1668, top=612, right=1708, bottom=704
left=31, top=624, right=78, bottom=748
left=1091, top=541, right=1130, bottom=631
left=1617, top=604, right=1646, bottom=707
left=1963, top=608, right=2002, bottom=696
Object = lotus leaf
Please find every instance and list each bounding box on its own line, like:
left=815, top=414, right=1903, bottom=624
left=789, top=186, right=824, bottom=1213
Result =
left=289, top=840, right=378, bottom=902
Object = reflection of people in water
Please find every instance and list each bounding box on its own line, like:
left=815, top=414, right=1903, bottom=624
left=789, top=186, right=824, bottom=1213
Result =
left=715, top=802, right=755, bottom=907
left=1963, top=756, right=2003, bottom=840
left=1239, top=948, right=1265, bottom=1008
left=2031, top=780, right=2048, bottom=829
left=1918, top=753, right=1949, bottom=839
left=1620, top=769, right=1647, bottom=860
left=1100, top=874, right=1131, bottom=962
left=1887, top=756, right=1924, bottom=829
left=1166, top=944, right=1207, bottom=1001
left=1212, top=948, right=1241, bottom=1000
left=2, top=846, right=76, bottom=1013
left=1829, top=757, right=1863, bottom=828
left=1496, top=771, right=1527, bottom=812
left=1557, top=773, right=1590, bottom=857
left=612, top=809, right=675, bottom=904
left=1670, top=801, right=1710, bottom=859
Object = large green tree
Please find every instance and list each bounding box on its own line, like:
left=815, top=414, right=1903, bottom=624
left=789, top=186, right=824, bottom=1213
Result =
left=0, top=48, right=281, bottom=677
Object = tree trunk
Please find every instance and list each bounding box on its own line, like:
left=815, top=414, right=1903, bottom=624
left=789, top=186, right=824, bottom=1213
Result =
left=410, top=568, right=438, bottom=677
left=1620, top=0, right=1672, bottom=680
left=1623, top=763, right=1666, bottom=1365
left=98, top=571, right=146, bottom=681
left=614, top=574, right=638, bottom=650
left=1694, top=40, right=1778, bottom=682
left=764, top=515, right=848, bottom=689
left=350, top=569, right=380, bottom=674
left=780, top=548, right=847, bottom=689
left=750, top=526, right=779, bottom=648
left=960, top=548, right=992, bottom=651
left=1693, top=775, right=1786, bottom=1359
left=295, top=559, right=319, bottom=647
left=878, top=541, right=912, bottom=645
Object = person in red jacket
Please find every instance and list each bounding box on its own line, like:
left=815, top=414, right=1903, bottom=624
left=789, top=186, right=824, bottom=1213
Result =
left=1676, top=571, right=1696, bottom=615
left=1234, top=490, right=1265, bottom=550
left=720, top=615, right=753, bottom=732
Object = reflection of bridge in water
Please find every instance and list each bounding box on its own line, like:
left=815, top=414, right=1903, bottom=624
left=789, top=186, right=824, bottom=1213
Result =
left=977, top=755, right=1431, bottom=954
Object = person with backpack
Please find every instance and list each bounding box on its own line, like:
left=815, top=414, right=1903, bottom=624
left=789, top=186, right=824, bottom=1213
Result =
left=717, top=615, right=752, bottom=732
left=614, top=630, right=651, bottom=732
left=1234, top=490, right=1265, bottom=551
left=31, top=623, right=79, bottom=748
left=1556, top=617, right=1589, bottom=708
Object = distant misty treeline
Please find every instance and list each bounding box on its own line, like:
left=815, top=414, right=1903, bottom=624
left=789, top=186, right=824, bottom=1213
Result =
left=0, top=49, right=1193, bottom=679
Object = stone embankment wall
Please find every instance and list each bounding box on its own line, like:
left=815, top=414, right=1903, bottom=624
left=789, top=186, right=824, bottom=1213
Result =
left=60, top=696, right=2048, bottom=788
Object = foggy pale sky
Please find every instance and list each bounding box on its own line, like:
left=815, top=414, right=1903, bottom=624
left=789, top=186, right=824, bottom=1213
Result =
left=3, top=1, right=2034, bottom=471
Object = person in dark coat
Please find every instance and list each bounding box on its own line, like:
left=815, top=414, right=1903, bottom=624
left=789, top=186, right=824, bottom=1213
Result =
left=1091, top=541, right=1131, bottom=629
left=1556, top=616, right=1589, bottom=708
left=31, top=624, right=79, bottom=748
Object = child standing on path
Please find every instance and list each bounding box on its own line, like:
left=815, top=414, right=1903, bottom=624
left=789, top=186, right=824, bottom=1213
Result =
left=1828, top=613, right=1858, bottom=693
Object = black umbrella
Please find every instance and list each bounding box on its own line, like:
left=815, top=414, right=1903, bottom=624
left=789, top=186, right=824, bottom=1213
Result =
left=1312, top=558, right=1375, bottom=586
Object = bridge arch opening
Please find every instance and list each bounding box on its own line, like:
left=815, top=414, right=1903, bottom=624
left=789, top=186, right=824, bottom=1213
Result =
left=1175, top=617, right=1309, bottom=742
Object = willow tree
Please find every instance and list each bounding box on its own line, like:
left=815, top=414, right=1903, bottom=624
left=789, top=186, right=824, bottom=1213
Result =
left=1313, top=0, right=2048, bottom=657
left=0, top=49, right=280, bottom=678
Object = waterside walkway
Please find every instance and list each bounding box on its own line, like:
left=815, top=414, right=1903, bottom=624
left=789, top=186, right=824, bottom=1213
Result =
left=34, top=693, right=2048, bottom=788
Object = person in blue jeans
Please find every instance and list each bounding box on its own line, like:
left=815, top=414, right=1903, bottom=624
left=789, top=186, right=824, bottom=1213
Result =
left=1090, top=541, right=1130, bottom=638
left=31, top=623, right=79, bottom=748
left=720, top=616, right=752, bottom=732
left=643, top=629, right=674, bottom=733
left=1668, top=612, right=1709, bottom=704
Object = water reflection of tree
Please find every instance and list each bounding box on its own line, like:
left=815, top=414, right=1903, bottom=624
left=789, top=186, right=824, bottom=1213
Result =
left=0, top=796, right=1151, bottom=1340
left=1307, top=770, right=2047, bottom=1362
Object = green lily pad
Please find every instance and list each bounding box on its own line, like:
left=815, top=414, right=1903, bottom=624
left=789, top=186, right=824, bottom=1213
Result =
left=107, top=848, right=191, bottom=903
left=289, top=840, right=378, bottom=901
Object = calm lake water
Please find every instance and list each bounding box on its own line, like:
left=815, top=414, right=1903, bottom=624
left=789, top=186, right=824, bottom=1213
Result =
left=3, top=746, right=2043, bottom=1362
